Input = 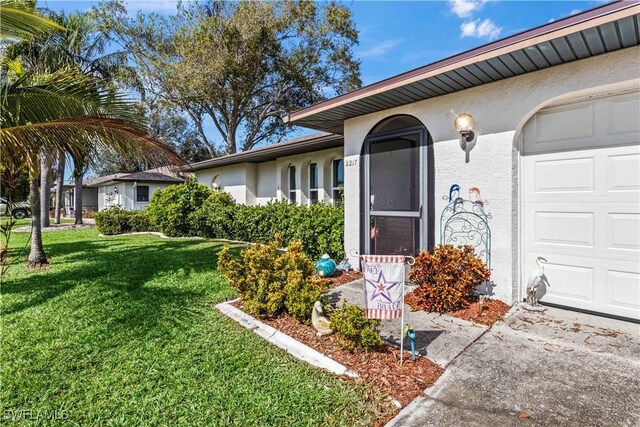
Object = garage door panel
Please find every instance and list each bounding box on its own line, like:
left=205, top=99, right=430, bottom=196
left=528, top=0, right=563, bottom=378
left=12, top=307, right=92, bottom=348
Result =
left=607, top=153, right=640, bottom=192
left=544, top=261, right=595, bottom=304
left=522, top=90, right=640, bottom=320
left=534, top=157, right=594, bottom=193
left=606, top=270, right=640, bottom=314
left=524, top=252, right=639, bottom=317
left=534, top=211, right=594, bottom=247
left=607, top=213, right=640, bottom=251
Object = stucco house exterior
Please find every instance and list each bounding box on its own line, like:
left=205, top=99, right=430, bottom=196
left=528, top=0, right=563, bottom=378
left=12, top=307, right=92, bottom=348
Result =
left=88, top=167, right=185, bottom=211
left=190, top=3, right=640, bottom=321
left=188, top=133, right=345, bottom=206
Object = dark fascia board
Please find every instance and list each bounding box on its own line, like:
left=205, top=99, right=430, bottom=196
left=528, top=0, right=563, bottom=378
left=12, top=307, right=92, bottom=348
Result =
left=286, top=1, right=638, bottom=125
left=184, top=133, right=344, bottom=172
left=112, top=177, right=185, bottom=183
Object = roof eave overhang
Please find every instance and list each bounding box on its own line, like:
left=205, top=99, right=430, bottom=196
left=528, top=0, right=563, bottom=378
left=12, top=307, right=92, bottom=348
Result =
left=184, top=133, right=343, bottom=172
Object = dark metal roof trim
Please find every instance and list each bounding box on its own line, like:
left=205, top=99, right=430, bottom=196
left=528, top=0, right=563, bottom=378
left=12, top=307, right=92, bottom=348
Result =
left=185, top=133, right=344, bottom=172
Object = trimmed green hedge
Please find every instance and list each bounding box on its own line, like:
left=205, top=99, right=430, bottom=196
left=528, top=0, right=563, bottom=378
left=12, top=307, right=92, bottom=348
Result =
left=96, top=178, right=345, bottom=260
left=94, top=207, right=153, bottom=235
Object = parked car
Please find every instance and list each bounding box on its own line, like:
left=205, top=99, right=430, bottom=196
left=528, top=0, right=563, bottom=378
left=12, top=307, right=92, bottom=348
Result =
left=0, top=198, right=30, bottom=219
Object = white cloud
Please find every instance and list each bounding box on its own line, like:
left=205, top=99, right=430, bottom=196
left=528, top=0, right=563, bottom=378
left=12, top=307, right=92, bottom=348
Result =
left=569, top=9, right=582, bottom=16
left=448, top=0, right=489, bottom=18
left=460, top=18, right=502, bottom=40
left=358, top=39, right=402, bottom=58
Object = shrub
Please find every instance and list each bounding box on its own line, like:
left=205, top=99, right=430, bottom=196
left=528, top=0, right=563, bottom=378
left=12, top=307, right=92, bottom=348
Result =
left=147, top=178, right=212, bottom=236
left=129, top=211, right=152, bottom=232
left=218, top=238, right=324, bottom=323
left=95, top=206, right=132, bottom=235
left=408, top=245, right=491, bottom=313
left=190, top=191, right=236, bottom=239
left=146, top=180, right=344, bottom=259
left=329, top=302, right=384, bottom=352
left=95, top=207, right=153, bottom=235
left=219, top=201, right=344, bottom=260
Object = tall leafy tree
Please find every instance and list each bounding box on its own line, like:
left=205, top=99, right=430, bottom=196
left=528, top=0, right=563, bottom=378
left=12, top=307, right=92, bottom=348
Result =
left=99, top=0, right=361, bottom=154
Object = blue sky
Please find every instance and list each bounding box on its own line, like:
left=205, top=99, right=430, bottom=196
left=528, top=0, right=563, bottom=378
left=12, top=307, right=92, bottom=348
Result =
left=42, top=0, right=611, bottom=174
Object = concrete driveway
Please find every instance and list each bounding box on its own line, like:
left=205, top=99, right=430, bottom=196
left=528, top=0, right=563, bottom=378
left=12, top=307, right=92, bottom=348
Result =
left=388, top=305, right=640, bottom=427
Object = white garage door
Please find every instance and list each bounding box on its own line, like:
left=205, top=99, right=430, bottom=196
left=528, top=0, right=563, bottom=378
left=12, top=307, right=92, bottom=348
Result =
left=523, top=91, right=640, bottom=321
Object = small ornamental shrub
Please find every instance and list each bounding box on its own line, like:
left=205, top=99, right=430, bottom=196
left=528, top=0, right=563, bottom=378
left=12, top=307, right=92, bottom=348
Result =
left=329, top=302, right=384, bottom=352
left=284, top=277, right=326, bottom=324
left=218, top=238, right=324, bottom=323
left=95, top=207, right=153, bottom=235
left=408, top=245, right=491, bottom=313
left=147, top=178, right=212, bottom=236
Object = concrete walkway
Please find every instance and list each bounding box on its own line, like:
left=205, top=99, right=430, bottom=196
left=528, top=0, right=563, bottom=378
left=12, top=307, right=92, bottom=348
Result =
left=387, top=305, right=640, bottom=427
left=327, top=280, right=488, bottom=367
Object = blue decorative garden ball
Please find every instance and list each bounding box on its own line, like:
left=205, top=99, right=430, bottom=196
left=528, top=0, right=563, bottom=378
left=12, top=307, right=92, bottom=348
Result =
left=316, top=254, right=336, bottom=277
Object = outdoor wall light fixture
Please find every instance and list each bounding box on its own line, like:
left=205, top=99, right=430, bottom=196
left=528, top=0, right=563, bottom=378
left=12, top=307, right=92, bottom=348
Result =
left=454, top=113, right=477, bottom=163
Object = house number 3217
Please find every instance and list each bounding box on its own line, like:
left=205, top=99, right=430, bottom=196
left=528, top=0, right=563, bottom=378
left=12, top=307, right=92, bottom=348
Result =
left=345, top=159, right=358, bottom=167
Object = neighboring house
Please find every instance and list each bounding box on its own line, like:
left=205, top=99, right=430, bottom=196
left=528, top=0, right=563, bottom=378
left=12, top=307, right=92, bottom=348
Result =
left=188, top=133, right=345, bottom=206
left=87, top=167, right=185, bottom=211
left=190, top=3, right=640, bottom=321
left=56, top=181, right=99, bottom=216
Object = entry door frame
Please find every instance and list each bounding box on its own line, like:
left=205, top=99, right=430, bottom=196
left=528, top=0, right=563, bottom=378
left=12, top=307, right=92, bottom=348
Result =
left=362, top=124, right=428, bottom=255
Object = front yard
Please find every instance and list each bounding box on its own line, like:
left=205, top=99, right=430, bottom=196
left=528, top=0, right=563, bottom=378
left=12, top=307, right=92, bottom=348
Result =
left=1, top=229, right=383, bottom=425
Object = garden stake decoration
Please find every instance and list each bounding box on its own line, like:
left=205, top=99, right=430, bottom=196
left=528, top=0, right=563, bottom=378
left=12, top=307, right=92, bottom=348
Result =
left=360, top=254, right=415, bottom=365
left=403, top=325, right=417, bottom=361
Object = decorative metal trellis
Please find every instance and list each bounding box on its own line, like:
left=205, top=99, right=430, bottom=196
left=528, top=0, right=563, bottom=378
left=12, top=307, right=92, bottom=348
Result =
left=440, top=184, right=492, bottom=296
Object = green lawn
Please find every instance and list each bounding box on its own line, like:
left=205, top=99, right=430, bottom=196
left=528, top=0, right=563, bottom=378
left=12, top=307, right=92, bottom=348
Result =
left=1, top=228, right=382, bottom=426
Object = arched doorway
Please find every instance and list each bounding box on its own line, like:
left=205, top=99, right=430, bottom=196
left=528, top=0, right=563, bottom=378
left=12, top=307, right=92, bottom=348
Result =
left=361, top=115, right=433, bottom=256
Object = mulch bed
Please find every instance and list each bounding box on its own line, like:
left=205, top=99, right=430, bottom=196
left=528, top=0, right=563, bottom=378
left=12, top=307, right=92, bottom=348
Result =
left=256, top=310, right=443, bottom=410
left=406, top=292, right=511, bottom=326
left=315, top=270, right=363, bottom=289
left=449, top=298, right=511, bottom=326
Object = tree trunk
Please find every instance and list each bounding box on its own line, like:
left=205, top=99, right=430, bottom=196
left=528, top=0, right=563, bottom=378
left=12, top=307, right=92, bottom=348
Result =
left=40, top=154, right=52, bottom=228
left=74, top=174, right=83, bottom=225
left=28, top=167, right=48, bottom=268
left=54, top=151, right=65, bottom=224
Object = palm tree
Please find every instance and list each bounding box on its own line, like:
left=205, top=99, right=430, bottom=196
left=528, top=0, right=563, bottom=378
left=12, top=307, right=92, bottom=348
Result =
left=54, top=149, right=65, bottom=223
left=39, top=150, right=52, bottom=227
left=0, top=0, right=64, bottom=42
left=1, top=4, right=183, bottom=268
left=1, top=71, right=182, bottom=267
left=6, top=8, right=142, bottom=223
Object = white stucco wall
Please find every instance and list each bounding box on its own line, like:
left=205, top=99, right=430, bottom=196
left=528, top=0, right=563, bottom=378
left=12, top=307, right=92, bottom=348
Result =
left=256, top=161, right=277, bottom=204
left=342, top=46, right=640, bottom=304
left=193, top=146, right=343, bottom=206
left=97, top=181, right=179, bottom=211
left=194, top=164, right=252, bottom=204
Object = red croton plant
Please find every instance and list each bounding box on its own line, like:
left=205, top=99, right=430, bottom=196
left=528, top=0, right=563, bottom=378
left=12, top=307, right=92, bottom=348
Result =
left=408, top=245, right=491, bottom=313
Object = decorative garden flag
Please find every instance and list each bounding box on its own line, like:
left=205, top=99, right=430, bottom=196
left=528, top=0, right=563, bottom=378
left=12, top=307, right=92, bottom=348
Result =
left=361, top=255, right=405, bottom=319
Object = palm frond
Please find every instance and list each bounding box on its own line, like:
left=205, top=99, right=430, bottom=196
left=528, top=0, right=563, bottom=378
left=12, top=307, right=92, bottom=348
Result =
left=0, top=70, right=183, bottom=169
left=1, top=70, right=141, bottom=127
left=0, top=117, right=184, bottom=169
left=0, top=0, right=64, bottom=41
